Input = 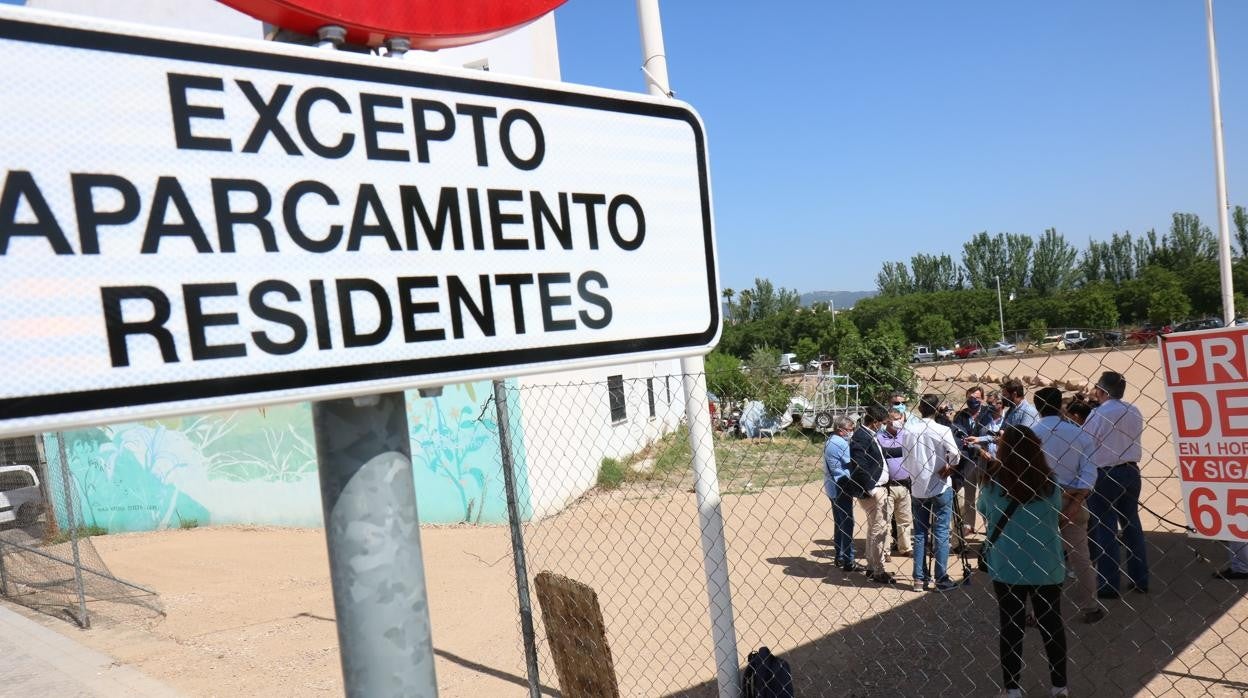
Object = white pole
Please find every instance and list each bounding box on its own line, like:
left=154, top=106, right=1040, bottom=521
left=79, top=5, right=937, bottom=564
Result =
left=635, top=2, right=740, bottom=696
left=681, top=355, right=741, bottom=698
left=1205, top=0, right=1236, bottom=325
left=995, top=275, right=1006, bottom=342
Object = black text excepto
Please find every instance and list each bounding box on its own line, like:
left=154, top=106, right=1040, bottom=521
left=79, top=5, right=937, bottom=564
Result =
left=0, top=72, right=652, bottom=368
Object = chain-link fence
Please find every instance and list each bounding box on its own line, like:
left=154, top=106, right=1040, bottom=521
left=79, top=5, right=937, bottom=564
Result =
left=497, top=340, right=1248, bottom=696
left=0, top=433, right=160, bottom=626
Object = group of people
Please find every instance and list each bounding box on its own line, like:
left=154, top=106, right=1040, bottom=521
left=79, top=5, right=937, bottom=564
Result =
left=822, top=371, right=1161, bottom=697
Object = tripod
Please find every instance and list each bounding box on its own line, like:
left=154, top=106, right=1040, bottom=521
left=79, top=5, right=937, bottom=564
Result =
left=923, top=490, right=975, bottom=587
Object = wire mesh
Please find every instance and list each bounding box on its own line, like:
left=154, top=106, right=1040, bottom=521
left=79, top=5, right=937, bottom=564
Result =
left=0, top=435, right=161, bottom=625
left=504, top=339, right=1248, bottom=696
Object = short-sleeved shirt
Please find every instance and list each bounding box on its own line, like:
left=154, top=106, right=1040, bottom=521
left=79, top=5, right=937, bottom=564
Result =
left=976, top=482, right=1066, bottom=586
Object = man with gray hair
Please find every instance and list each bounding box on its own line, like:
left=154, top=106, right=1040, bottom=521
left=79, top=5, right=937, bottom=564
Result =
left=823, top=414, right=858, bottom=572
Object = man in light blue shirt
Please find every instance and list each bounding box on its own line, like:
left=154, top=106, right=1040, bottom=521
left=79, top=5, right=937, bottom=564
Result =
left=1033, top=387, right=1102, bottom=623
left=1001, top=378, right=1040, bottom=429
left=823, top=416, right=856, bottom=571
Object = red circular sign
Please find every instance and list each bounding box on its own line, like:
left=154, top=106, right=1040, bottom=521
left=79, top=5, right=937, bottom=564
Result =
left=218, top=0, right=569, bottom=48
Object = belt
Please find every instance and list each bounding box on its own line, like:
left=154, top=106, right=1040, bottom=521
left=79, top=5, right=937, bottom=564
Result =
left=886, top=479, right=911, bottom=488
left=1103, top=461, right=1138, bottom=469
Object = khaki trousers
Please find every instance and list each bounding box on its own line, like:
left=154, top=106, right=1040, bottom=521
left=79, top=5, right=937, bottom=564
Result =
left=858, top=487, right=893, bottom=574
left=1060, top=498, right=1096, bottom=612
left=885, top=484, right=913, bottom=554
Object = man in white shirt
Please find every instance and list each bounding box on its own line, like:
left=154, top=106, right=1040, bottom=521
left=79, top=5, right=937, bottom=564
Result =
left=902, top=394, right=962, bottom=592
left=1084, top=371, right=1148, bottom=598
left=1032, top=387, right=1102, bottom=623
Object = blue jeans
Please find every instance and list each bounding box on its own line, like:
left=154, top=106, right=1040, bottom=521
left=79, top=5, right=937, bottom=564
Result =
left=830, top=487, right=855, bottom=566
left=912, top=488, right=953, bottom=583
left=1088, top=463, right=1148, bottom=593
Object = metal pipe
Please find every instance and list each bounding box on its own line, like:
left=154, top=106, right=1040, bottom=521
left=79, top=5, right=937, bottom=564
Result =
left=55, top=432, right=90, bottom=628
left=1204, top=0, right=1236, bottom=324
left=681, top=355, right=741, bottom=697
left=313, top=392, right=438, bottom=697
left=493, top=379, right=541, bottom=698
left=996, top=275, right=1006, bottom=342
left=635, top=2, right=740, bottom=693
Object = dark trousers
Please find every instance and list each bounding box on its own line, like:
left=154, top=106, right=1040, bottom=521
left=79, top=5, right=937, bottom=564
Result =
left=831, top=489, right=855, bottom=565
left=1088, top=463, right=1149, bottom=593
left=993, top=581, right=1067, bottom=691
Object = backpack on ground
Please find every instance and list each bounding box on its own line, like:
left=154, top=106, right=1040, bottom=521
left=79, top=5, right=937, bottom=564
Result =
left=742, top=646, right=794, bottom=698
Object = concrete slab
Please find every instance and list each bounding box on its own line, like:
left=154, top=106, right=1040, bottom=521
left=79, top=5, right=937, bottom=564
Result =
left=0, top=602, right=180, bottom=697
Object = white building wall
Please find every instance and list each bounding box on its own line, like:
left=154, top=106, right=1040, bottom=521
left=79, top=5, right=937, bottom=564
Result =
left=516, top=358, right=687, bottom=518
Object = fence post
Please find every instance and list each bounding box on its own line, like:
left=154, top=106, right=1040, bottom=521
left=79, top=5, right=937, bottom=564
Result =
left=53, top=432, right=90, bottom=628
left=493, top=379, right=542, bottom=698
left=313, top=392, right=438, bottom=697
left=681, top=355, right=741, bottom=697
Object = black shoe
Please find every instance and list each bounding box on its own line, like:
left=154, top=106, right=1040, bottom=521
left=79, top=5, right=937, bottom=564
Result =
left=1214, top=568, right=1248, bottom=580
left=932, top=579, right=959, bottom=592
left=870, top=572, right=897, bottom=585
left=1096, top=589, right=1121, bottom=600
left=840, top=562, right=856, bottom=572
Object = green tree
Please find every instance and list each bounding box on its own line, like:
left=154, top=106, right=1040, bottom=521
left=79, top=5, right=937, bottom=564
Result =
left=1070, top=282, right=1120, bottom=329
left=1028, top=318, right=1048, bottom=344
left=1030, top=228, right=1078, bottom=294
left=1139, top=265, right=1191, bottom=324
left=910, top=253, right=961, bottom=293
left=914, top=314, right=956, bottom=348
left=705, top=351, right=748, bottom=399
left=839, top=328, right=914, bottom=404
left=794, top=336, right=820, bottom=364
left=875, top=261, right=914, bottom=296
left=745, top=346, right=794, bottom=417
left=962, top=231, right=1008, bottom=289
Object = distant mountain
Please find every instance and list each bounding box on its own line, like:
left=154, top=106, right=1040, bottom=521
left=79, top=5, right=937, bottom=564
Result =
left=800, top=290, right=876, bottom=309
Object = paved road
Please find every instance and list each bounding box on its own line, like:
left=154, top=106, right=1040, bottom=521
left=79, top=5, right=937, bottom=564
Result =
left=0, top=602, right=180, bottom=697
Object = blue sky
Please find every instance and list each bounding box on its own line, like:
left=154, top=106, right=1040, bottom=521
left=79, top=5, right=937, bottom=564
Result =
left=554, top=1, right=1248, bottom=295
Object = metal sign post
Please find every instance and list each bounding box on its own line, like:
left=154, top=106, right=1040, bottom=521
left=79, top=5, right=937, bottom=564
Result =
left=636, top=2, right=741, bottom=696
left=313, top=392, right=437, bottom=697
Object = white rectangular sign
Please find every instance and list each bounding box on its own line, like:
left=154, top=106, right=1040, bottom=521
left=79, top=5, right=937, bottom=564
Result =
left=1160, top=326, right=1248, bottom=541
left=0, top=7, right=720, bottom=437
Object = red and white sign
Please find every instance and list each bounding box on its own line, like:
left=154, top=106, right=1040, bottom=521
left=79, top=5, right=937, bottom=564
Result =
left=1161, top=326, right=1248, bottom=541
left=218, top=0, right=568, bottom=48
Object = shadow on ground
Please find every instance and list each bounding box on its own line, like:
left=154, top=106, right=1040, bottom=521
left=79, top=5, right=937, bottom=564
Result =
left=667, top=531, right=1248, bottom=697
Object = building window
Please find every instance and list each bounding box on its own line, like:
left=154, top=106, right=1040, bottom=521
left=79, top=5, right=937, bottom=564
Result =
left=647, top=378, right=656, bottom=419
left=608, top=375, right=626, bottom=422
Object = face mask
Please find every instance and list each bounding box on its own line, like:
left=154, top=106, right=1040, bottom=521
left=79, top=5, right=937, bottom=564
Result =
left=967, top=397, right=982, bottom=411
left=890, top=420, right=903, bottom=431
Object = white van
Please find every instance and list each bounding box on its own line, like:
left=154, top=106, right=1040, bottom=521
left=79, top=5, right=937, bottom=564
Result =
left=778, top=352, right=802, bottom=373
left=0, top=465, right=43, bottom=526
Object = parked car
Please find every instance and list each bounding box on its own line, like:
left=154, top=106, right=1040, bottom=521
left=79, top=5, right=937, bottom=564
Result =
left=1128, top=323, right=1170, bottom=344
left=1060, top=330, right=1090, bottom=349
left=778, top=352, right=802, bottom=373
left=911, top=345, right=936, bottom=363
left=953, top=342, right=983, bottom=359
left=0, top=464, right=42, bottom=526
left=1236, top=317, right=1248, bottom=327
left=1169, top=318, right=1223, bottom=334
left=988, top=340, right=1020, bottom=356
left=935, top=347, right=955, bottom=360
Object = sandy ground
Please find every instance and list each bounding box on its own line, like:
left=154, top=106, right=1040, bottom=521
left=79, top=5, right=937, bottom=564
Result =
left=11, top=346, right=1248, bottom=696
